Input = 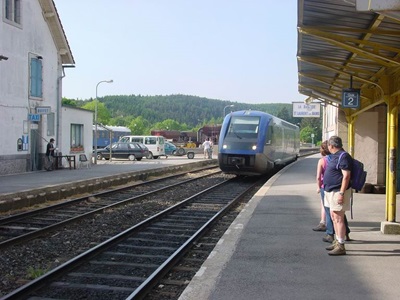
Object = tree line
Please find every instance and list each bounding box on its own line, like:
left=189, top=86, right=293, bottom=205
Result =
left=62, top=94, right=322, bottom=143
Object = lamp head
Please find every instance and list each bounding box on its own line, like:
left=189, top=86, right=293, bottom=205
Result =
left=304, top=96, right=314, bottom=104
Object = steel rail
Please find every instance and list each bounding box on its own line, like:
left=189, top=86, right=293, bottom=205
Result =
left=2, top=177, right=258, bottom=300
left=0, top=165, right=218, bottom=224
left=127, top=177, right=261, bottom=300
left=0, top=167, right=220, bottom=250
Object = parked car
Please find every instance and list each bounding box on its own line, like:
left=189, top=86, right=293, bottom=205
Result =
left=119, top=135, right=165, bottom=159
left=96, top=142, right=149, bottom=161
left=164, top=141, right=177, bottom=155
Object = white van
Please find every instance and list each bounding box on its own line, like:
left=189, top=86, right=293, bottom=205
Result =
left=120, top=135, right=165, bottom=159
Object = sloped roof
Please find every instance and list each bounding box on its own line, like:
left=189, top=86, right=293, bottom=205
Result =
left=38, top=0, right=75, bottom=65
left=297, top=0, right=400, bottom=108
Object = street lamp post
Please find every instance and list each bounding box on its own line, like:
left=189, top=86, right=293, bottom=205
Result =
left=223, top=105, right=234, bottom=118
left=94, top=79, right=113, bottom=164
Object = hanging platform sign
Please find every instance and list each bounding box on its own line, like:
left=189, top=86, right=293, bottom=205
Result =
left=342, top=89, right=360, bottom=108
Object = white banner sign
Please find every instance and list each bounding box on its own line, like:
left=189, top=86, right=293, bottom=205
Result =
left=292, top=102, right=321, bottom=118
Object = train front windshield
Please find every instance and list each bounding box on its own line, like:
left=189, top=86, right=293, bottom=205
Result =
left=226, top=116, right=260, bottom=139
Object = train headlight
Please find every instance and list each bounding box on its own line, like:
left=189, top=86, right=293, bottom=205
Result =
left=223, top=144, right=227, bottom=149
left=252, top=145, right=257, bottom=150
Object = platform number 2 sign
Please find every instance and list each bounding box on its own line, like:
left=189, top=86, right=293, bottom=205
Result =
left=342, top=89, right=360, bottom=109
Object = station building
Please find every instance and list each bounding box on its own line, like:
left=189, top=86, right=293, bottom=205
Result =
left=298, top=0, right=400, bottom=229
left=0, top=0, right=93, bottom=175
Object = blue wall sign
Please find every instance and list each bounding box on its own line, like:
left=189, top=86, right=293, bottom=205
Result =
left=28, top=114, right=41, bottom=121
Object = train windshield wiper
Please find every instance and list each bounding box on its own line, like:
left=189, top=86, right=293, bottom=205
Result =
left=229, top=124, right=242, bottom=139
left=232, top=131, right=242, bottom=139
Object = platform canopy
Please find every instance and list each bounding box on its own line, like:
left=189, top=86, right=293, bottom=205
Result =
left=297, top=0, right=400, bottom=109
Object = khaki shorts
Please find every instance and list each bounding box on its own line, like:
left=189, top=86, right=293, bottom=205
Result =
left=324, top=189, right=351, bottom=212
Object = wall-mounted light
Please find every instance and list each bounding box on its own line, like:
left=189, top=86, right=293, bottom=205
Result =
left=304, top=96, right=315, bottom=104
left=0, top=55, right=9, bottom=61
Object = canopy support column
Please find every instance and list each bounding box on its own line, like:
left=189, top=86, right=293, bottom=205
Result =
left=382, top=97, right=400, bottom=233
left=346, top=115, right=356, bottom=157
left=387, top=100, right=398, bottom=221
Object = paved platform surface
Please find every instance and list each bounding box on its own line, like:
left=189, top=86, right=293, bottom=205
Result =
left=179, top=155, right=400, bottom=300
left=0, top=156, right=212, bottom=195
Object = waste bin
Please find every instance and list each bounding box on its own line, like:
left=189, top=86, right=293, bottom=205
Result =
left=55, top=152, right=62, bottom=170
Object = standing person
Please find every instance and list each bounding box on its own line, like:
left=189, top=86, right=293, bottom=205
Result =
left=317, top=143, right=352, bottom=243
left=202, top=138, right=211, bottom=159
left=45, top=138, right=55, bottom=171
left=314, top=141, right=329, bottom=232
left=208, top=138, right=214, bottom=159
left=323, top=136, right=352, bottom=256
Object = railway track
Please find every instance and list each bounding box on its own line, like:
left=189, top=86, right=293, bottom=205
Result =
left=144, top=179, right=264, bottom=300
left=2, top=176, right=263, bottom=300
left=1, top=156, right=314, bottom=297
left=0, top=166, right=220, bottom=250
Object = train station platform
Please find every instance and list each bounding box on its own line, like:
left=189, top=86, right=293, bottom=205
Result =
left=179, top=154, right=400, bottom=300
left=0, top=156, right=216, bottom=213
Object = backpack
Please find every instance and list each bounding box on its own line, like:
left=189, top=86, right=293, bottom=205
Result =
left=337, top=152, right=367, bottom=192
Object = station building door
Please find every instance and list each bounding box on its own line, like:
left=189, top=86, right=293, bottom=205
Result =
left=30, top=129, right=40, bottom=171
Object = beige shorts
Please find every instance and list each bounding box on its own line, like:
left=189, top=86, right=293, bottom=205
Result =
left=324, top=189, right=351, bottom=212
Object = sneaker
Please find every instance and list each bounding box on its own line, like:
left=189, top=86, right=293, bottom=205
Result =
left=322, top=234, right=334, bottom=243
left=312, top=222, right=326, bottom=231
left=325, top=240, right=337, bottom=251
left=328, top=243, right=346, bottom=255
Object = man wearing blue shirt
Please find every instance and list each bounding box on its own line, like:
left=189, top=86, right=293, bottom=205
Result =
left=323, top=136, right=353, bottom=255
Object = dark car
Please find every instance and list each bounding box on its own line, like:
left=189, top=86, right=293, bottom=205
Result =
left=96, top=142, right=149, bottom=161
left=164, top=141, right=177, bottom=155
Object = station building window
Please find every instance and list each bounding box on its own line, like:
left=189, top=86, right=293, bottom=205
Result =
left=30, top=56, right=43, bottom=98
left=71, top=124, right=84, bottom=149
left=4, top=0, right=21, bottom=25
left=47, top=113, right=55, bottom=136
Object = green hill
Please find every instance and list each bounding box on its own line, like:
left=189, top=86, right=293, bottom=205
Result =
left=63, top=94, right=322, bottom=143
left=66, top=94, right=297, bottom=127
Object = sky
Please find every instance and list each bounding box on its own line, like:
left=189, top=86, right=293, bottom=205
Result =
left=55, top=0, right=304, bottom=104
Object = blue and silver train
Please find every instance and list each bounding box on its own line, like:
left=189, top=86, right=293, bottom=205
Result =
left=93, top=125, right=131, bottom=149
left=218, top=110, right=300, bottom=175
